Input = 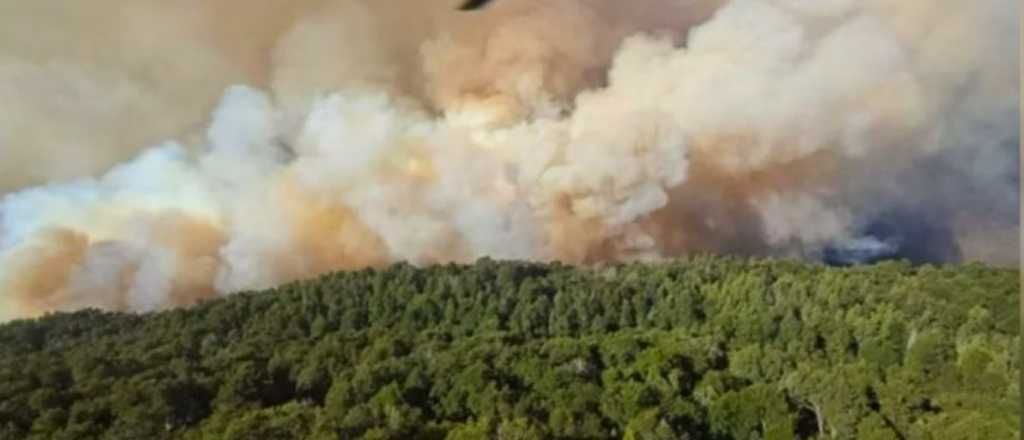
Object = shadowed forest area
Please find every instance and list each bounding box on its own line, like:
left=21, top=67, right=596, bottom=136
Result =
left=0, top=257, right=1018, bottom=439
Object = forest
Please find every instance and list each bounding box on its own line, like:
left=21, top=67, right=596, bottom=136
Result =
left=0, top=256, right=1018, bottom=439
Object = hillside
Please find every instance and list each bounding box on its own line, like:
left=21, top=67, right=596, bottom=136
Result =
left=0, top=257, right=1019, bottom=439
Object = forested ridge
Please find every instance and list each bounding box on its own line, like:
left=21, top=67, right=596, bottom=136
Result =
left=0, top=257, right=1018, bottom=439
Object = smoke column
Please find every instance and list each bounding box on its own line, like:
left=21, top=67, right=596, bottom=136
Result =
left=0, top=0, right=1018, bottom=320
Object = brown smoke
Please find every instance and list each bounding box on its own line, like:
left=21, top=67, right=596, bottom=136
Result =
left=0, top=0, right=1018, bottom=320
left=0, top=0, right=329, bottom=191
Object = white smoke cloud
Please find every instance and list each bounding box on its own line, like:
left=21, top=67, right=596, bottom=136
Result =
left=0, top=0, right=1017, bottom=320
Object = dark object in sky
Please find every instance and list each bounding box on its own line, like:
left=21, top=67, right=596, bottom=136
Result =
left=459, top=0, right=495, bottom=10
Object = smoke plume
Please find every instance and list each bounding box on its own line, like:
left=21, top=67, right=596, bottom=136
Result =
left=0, top=0, right=1018, bottom=320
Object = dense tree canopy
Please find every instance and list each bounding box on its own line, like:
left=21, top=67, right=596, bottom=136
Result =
left=0, top=256, right=1018, bottom=439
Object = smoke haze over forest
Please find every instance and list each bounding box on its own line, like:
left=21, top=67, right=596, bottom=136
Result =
left=0, top=0, right=1019, bottom=320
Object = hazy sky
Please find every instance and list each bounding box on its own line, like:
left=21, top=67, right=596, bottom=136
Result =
left=0, top=0, right=1018, bottom=320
